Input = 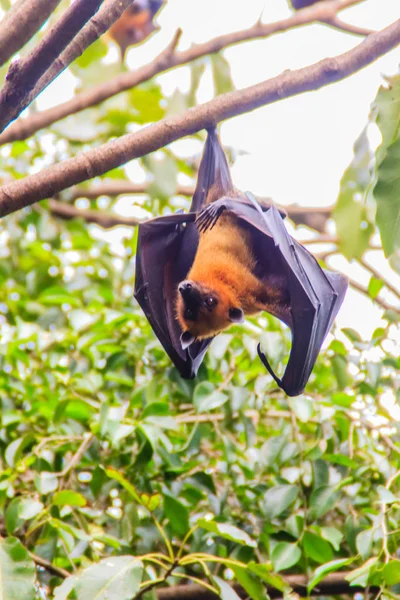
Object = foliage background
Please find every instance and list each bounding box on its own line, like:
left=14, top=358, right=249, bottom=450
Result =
left=0, top=1, right=399, bottom=599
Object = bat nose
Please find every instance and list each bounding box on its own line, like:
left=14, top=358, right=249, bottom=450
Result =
left=178, top=281, right=193, bottom=296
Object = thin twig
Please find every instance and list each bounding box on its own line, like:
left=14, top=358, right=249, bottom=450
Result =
left=30, top=551, right=70, bottom=579
left=1, top=18, right=400, bottom=216
left=359, top=256, right=400, bottom=300
left=56, top=433, right=94, bottom=480
left=323, top=16, right=375, bottom=37
left=0, top=0, right=373, bottom=145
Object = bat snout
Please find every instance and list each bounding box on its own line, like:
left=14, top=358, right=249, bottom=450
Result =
left=178, top=281, right=196, bottom=299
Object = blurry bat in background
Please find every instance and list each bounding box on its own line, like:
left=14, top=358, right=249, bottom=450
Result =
left=109, top=0, right=164, bottom=60
left=134, top=129, right=347, bottom=396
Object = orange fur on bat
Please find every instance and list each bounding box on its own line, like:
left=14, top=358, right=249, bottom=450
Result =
left=176, top=192, right=287, bottom=341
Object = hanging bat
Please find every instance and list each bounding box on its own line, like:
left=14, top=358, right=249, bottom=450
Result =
left=134, top=129, right=347, bottom=396
left=109, top=0, right=164, bottom=61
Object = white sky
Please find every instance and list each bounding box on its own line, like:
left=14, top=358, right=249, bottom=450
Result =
left=35, top=0, right=400, bottom=339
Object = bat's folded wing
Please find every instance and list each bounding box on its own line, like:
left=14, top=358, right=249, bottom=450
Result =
left=258, top=206, right=348, bottom=396
left=201, top=196, right=348, bottom=396
left=134, top=212, right=212, bottom=379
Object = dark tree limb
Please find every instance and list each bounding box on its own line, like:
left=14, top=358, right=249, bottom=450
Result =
left=0, top=17, right=399, bottom=217
left=0, top=0, right=370, bottom=145
left=0, top=0, right=63, bottom=68
left=0, top=0, right=104, bottom=134
left=28, top=0, right=134, bottom=108
left=156, top=571, right=377, bottom=599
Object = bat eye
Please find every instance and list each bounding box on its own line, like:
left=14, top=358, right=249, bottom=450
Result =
left=205, top=297, right=216, bottom=308
left=185, top=308, right=194, bottom=320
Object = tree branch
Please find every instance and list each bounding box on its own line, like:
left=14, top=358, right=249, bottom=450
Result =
left=48, top=198, right=141, bottom=228
left=0, top=0, right=62, bottom=68
left=67, top=181, right=332, bottom=231
left=359, top=256, right=400, bottom=301
left=0, top=0, right=104, bottom=135
left=156, top=571, right=378, bottom=599
left=27, top=0, right=134, bottom=109
left=0, top=18, right=399, bottom=217
left=0, top=0, right=371, bottom=145
left=30, top=552, right=70, bottom=579
left=323, top=15, right=375, bottom=37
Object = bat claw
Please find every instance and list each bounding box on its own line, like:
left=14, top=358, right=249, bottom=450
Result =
left=195, top=203, right=225, bottom=233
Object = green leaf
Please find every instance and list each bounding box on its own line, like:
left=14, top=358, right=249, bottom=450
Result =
left=320, top=527, right=343, bottom=551
left=263, top=485, right=298, bottom=519
left=308, top=557, right=356, bottom=593
left=0, top=537, right=36, bottom=600
left=309, top=486, right=339, bottom=520
left=198, top=519, right=256, bottom=548
left=193, top=381, right=228, bottom=412
left=213, top=576, right=242, bottom=600
left=345, top=557, right=379, bottom=587
left=34, top=471, right=59, bottom=494
left=331, top=355, right=351, bottom=390
left=247, top=563, right=286, bottom=592
left=368, top=276, right=384, bottom=299
left=271, top=542, right=301, bottom=572
left=303, top=531, right=333, bottom=564
left=163, top=494, right=189, bottom=536
left=18, top=498, right=44, bottom=520
left=210, top=53, right=235, bottom=96
left=74, top=38, right=108, bottom=68
left=383, top=560, right=400, bottom=585
left=377, top=485, right=397, bottom=504
left=53, top=490, right=87, bottom=508
left=232, top=566, right=267, bottom=600
left=356, top=528, right=373, bottom=560
left=54, top=556, right=143, bottom=600
left=334, top=128, right=374, bottom=259
left=372, top=74, right=400, bottom=257
left=105, top=469, right=141, bottom=503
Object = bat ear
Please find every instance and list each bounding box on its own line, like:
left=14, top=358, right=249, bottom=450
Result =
left=229, top=307, right=244, bottom=323
left=180, top=330, right=196, bottom=350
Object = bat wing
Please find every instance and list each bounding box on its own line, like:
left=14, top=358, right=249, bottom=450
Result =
left=196, top=195, right=348, bottom=396
left=134, top=128, right=233, bottom=378
left=134, top=212, right=212, bottom=378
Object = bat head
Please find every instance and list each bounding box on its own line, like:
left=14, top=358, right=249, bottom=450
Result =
left=176, top=279, right=244, bottom=346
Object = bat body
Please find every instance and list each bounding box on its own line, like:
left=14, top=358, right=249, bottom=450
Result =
left=176, top=194, right=290, bottom=344
left=134, top=129, right=347, bottom=396
left=109, top=0, right=164, bottom=60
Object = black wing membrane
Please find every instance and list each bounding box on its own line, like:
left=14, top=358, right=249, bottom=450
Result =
left=195, top=194, right=348, bottom=396
left=134, top=129, right=233, bottom=378
left=134, top=128, right=347, bottom=394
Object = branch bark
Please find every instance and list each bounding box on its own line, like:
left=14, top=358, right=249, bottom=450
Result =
left=28, top=0, right=134, bottom=108
left=0, top=0, right=62, bottom=68
left=52, top=185, right=332, bottom=232
left=0, top=18, right=399, bottom=217
left=0, top=0, right=104, bottom=134
left=156, top=571, right=378, bottom=599
left=0, top=0, right=370, bottom=145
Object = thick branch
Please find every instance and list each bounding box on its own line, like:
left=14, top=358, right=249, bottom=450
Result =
left=157, top=571, right=378, bottom=599
left=28, top=0, right=134, bottom=107
left=0, top=18, right=399, bottom=217
left=0, top=0, right=104, bottom=134
left=0, top=0, right=370, bottom=145
left=0, top=0, right=62, bottom=68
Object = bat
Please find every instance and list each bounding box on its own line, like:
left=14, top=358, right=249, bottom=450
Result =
left=134, top=129, right=347, bottom=396
left=109, top=0, right=164, bottom=60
